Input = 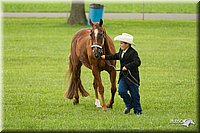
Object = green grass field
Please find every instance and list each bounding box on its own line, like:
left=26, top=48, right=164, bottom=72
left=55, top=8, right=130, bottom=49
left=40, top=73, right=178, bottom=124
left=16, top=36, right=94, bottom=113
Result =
left=3, top=18, right=197, bottom=131
left=3, top=2, right=197, bottom=13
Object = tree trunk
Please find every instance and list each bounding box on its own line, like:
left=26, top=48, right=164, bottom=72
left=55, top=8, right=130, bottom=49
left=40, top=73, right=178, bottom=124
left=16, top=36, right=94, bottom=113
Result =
left=67, top=0, right=87, bottom=25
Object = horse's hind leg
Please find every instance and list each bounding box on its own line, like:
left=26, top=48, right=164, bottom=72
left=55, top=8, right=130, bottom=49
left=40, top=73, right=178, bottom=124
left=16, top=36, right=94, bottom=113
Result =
left=73, top=82, right=79, bottom=105
left=71, top=72, right=79, bottom=105
left=73, top=61, right=82, bottom=105
left=106, top=69, right=117, bottom=108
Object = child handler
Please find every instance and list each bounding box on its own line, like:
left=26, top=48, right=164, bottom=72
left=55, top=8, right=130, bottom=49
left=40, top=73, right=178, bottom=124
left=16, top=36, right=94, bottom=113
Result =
left=101, top=33, right=142, bottom=115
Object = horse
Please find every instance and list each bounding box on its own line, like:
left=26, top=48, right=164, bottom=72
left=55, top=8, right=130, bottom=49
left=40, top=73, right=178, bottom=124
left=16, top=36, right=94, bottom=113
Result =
left=64, top=19, right=116, bottom=111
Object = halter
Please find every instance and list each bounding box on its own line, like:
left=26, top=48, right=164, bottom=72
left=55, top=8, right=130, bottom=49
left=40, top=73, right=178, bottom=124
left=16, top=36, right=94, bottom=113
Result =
left=90, top=37, right=105, bottom=50
left=91, top=44, right=102, bottom=49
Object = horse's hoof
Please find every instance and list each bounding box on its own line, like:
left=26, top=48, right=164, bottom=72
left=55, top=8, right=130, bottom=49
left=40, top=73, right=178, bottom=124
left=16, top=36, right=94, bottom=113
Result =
left=106, top=104, right=113, bottom=109
left=103, top=109, right=107, bottom=112
left=102, top=107, right=107, bottom=112
left=73, top=100, right=79, bottom=105
left=73, top=102, right=78, bottom=105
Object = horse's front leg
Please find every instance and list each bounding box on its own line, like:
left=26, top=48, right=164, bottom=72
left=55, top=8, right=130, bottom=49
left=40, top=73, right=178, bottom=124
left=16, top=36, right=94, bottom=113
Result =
left=92, top=67, right=107, bottom=111
left=93, top=79, right=101, bottom=108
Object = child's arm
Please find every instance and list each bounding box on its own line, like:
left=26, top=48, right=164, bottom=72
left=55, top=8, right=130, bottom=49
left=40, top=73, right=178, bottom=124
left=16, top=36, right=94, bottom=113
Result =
left=125, top=51, right=141, bottom=69
left=101, top=49, right=121, bottom=60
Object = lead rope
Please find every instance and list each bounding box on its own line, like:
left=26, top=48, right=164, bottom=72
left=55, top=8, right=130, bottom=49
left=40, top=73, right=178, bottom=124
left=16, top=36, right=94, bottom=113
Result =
left=105, top=61, right=139, bottom=86
left=125, top=70, right=139, bottom=87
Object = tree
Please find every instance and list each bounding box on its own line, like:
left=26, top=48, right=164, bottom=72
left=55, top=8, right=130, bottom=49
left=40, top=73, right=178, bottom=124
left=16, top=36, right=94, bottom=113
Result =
left=67, top=0, right=87, bottom=25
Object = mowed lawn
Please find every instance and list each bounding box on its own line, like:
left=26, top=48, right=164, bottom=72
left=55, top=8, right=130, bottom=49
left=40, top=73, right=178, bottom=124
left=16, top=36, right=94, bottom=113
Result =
left=3, top=18, right=197, bottom=131
left=3, top=2, right=197, bottom=13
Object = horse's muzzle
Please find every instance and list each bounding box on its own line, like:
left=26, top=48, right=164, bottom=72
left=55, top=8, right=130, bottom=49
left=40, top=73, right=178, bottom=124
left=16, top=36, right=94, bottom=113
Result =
left=94, top=49, right=103, bottom=58
left=91, top=44, right=103, bottom=58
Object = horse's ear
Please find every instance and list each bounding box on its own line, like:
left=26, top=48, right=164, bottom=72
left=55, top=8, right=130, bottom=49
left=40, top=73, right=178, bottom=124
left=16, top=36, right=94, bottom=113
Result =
left=89, top=19, right=93, bottom=26
left=99, top=19, right=103, bottom=27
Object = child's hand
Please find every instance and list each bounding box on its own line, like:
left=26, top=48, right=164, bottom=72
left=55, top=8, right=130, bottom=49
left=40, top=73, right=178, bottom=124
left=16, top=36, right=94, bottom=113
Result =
left=122, top=66, right=127, bottom=71
left=101, top=55, right=105, bottom=59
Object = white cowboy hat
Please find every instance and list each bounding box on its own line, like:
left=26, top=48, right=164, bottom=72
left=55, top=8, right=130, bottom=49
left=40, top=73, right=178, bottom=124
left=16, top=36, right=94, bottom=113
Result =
left=114, top=33, right=136, bottom=45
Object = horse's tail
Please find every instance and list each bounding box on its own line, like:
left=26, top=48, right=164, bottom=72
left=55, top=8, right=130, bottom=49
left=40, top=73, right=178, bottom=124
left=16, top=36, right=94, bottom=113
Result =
left=64, top=43, right=89, bottom=99
left=68, top=54, right=73, bottom=80
left=64, top=54, right=74, bottom=99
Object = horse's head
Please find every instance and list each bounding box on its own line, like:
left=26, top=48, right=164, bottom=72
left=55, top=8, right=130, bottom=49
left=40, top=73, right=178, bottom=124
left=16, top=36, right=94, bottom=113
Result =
left=89, top=19, right=106, bottom=58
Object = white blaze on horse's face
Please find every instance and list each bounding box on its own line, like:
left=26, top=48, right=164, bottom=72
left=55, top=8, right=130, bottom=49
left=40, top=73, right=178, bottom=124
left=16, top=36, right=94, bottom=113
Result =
left=94, top=29, right=98, bottom=38
left=94, top=29, right=98, bottom=43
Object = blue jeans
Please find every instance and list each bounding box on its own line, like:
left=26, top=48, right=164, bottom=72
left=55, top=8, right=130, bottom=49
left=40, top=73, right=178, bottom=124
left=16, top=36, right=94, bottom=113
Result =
left=118, top=76, right=142, bottom=113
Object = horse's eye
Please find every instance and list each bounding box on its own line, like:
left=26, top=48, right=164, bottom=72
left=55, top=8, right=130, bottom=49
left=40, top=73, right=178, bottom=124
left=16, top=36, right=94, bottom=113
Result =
left=90, top=32, right=93, bottom=37
left=98, top=32, right=104, bottom=38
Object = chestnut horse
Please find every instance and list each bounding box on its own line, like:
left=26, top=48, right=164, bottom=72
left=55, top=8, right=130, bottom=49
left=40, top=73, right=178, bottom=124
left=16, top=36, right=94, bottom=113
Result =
left=64, top=19, right=116, bottom=111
